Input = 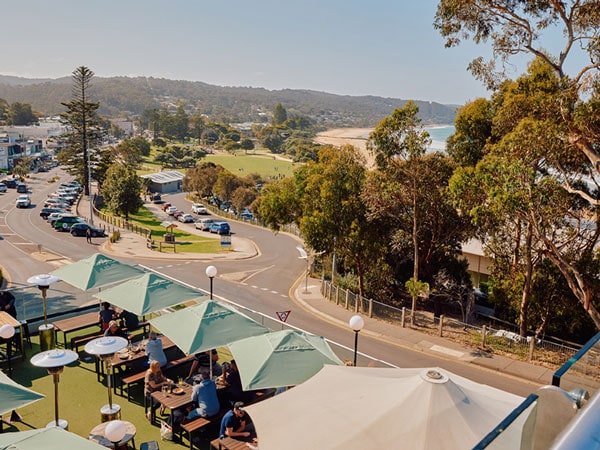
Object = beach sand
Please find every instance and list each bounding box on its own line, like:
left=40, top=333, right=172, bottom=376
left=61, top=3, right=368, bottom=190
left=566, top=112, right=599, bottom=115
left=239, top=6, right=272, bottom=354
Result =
left=314, top=128, right=375, bottom=168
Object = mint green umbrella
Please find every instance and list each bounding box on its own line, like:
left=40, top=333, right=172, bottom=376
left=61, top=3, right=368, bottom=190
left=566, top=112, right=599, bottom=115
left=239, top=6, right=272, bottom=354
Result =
left=0, top=371, right=44, bottom=416
left=0, top=427, right=106, bottom=449
left=229, top=329, right=344, bottom=390
left=94, top=273, right=206, bottom=316
left=50, top=253, right=146, bottom=291
left=150, top=300, right=270, bottom=355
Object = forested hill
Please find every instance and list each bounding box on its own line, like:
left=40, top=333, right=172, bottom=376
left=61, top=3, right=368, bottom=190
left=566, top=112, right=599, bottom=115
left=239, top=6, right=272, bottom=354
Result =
left=0, top=75, right=458, bottom=127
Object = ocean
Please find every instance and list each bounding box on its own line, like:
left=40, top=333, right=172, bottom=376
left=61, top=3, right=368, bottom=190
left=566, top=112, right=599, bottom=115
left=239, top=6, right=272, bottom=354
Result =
left=425, top=125, right=455, bottom=152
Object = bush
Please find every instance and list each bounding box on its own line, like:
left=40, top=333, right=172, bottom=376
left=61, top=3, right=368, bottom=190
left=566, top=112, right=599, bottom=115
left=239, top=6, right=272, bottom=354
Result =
left=109, top=230, right=121, bottom=243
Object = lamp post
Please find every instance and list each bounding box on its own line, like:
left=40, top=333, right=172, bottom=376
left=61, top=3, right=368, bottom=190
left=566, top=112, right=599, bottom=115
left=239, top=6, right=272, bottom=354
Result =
left=85, top=336, right=128, bottom=421
left=105, top=419, right=127, bottom=450
left=0, top=324, right=15, bottom=377
left=87, top=149, right=94, bottom=226
left=206, top=265, right=217, bottom=299
left=27, top=274, right=60, bottom=351
left=349, top=315, right=364, bottom=367
left=30, top=348, right=78, bottom=429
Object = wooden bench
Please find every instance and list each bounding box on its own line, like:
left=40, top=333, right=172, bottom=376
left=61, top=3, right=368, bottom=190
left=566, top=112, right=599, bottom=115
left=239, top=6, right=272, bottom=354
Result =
left=71, top=332, right=104, bottom=353
left=119, top=354, right=196, bottom=401
left=210, top=437, right=253, bottom=450
left=53, top=311, right=100, bottom=348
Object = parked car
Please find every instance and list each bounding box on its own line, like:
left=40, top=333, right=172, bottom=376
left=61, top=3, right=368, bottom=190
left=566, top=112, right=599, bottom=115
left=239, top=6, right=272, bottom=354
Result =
left=195, top=218, right=215, bottom=231
left=1, top=178, right=18, bottom=189
left=151, top=193, right=162, bottom=203
left=70, top=223, right=106, bottom=237
left=48, top=212, right=71, bottom=226
left=178, top=213, right=194, bottom=223
left=54, top=215, right=85, bottom=231
left=16, top=183, right=28, bottom=193
left=15, top=195, right=31, bottom=208
left=239, top=209, right=254, bottom=221
left=166, top=206, right=177, bottom=215
left=191, top=203, right=208, bottom=214
left=161, top=203, right=172, bottom=211
left=173, top=210, right=184, bottom=219
left=40, top=207, right=68, bottom=219
left=0, top=184, right=6, bottom=193
left=209, top=221, right=230, bottom=235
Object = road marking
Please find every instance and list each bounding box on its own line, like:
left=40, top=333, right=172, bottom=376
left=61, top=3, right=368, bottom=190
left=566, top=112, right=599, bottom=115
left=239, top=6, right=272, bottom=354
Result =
left=430, top=345, right=465, bottom=358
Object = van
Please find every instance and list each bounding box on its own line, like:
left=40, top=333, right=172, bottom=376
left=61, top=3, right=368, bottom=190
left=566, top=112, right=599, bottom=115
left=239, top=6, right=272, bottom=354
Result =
left=16, top=183, right=28, bottom=193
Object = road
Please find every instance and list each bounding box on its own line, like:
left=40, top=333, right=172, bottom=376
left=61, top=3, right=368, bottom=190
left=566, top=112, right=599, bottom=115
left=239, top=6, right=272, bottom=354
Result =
left=0, top=170, right=540, bottom=397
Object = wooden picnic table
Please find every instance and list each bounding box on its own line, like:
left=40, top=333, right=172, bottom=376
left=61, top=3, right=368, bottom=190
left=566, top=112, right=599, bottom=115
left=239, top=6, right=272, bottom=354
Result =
left=110, top=336, right=176, bottom=370
left=211, top=437, right=256, bottom=450
left=150, top=382, right=194, bottom=424
left=53, top=311, right=100, bottom=348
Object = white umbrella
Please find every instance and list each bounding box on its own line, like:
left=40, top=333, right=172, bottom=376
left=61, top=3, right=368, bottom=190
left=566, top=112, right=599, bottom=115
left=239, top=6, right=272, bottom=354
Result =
left=247, top=366, right=526, bottom=450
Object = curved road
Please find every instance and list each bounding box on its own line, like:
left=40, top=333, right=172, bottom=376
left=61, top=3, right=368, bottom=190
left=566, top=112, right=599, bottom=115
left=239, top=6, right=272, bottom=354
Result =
left=0, top=171, right=539, bottom=397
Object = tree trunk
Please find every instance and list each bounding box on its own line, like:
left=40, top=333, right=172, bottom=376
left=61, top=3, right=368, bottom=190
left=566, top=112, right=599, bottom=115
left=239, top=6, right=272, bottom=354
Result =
left=519, top=222, right=533, bottom=337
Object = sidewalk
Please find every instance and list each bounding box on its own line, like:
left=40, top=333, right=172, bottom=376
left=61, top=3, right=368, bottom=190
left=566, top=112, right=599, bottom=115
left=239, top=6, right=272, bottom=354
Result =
left=81, top=195, right=555, bottom=387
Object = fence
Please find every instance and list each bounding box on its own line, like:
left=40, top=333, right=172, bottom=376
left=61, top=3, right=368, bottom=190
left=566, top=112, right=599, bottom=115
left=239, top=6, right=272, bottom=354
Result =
left=322, top=280, right=579, bottom=367
left=97, top=210, right=151, bottom=238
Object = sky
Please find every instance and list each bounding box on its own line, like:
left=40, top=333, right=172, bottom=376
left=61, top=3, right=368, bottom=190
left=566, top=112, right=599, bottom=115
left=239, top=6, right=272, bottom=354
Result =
left=2, top=1, right=516, bottom=105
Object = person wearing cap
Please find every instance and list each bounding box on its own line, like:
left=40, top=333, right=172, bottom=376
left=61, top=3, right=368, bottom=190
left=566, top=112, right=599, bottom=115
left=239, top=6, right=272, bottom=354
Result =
left=103, top=320, right=129, bottom=339
left=145, top=331, right=167, bottom=367
left=219, top=401, right=256, bottom=441
left=186, top=349, right=222, bottom=380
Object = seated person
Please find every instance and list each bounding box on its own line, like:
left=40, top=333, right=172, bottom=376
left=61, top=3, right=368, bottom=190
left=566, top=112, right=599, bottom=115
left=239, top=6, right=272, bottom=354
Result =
left=188, top=371, right=220, bottom=418
left=99, top=302, right=115, bottom=331
left=118, top=309, right=139, bottom=331
left=219, top=402, right=256, bottom=442
left=104, top=320, right=129, bottom=339
left=144, top=360, right=172, bottom=420
left=186, top=349, right=222, bottom=381
left=145, top=331, right=167, bottom=367
left=220, top=359, right=247, bottom=403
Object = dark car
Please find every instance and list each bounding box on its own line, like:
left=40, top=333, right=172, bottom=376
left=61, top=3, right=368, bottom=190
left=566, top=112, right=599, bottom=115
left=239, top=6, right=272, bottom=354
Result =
left=16, top=183, right=28, bottom=193
left=151, top=193, right=162, bottom=203
left=39, top=207, right=68, bottom=219
left=70, top=223, right=106, bottom=237
left=1, top=178, right=18, bottom=189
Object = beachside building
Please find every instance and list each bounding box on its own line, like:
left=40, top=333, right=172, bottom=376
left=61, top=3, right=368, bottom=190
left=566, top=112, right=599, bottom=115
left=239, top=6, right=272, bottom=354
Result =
left=141, top=170, right=184, bottom=193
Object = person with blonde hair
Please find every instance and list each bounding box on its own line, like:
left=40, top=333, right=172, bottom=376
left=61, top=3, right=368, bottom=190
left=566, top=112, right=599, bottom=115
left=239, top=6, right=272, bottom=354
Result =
left=144, top=360, right=172, bottom=420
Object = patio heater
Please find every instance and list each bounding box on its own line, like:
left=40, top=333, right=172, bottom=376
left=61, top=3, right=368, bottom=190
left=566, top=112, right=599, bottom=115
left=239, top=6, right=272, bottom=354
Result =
left=30, top=348, right=79, bottom=429
left=85, top=336, right=128, bottom=422
left=27, top=274, right=60, bottom=351
left=206, top=265, right=217, bottom=299
left=349, top=315, right=364, bottom=367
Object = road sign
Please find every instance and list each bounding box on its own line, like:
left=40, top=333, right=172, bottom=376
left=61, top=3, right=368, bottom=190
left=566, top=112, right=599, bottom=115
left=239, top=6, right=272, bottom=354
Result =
left=276, top=310, right=291, bottom=322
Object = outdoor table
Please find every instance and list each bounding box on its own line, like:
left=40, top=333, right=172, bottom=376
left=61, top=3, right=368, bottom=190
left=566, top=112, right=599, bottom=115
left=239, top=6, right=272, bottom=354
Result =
left=53, top=311, right=99, bottom=348
left=89, top=419, right=136, bottom=449
left=212, top=437, right=255, bottom=450
left=0, top=311, right=24, bottom=363
left=150, top=382, right=194, bottom=424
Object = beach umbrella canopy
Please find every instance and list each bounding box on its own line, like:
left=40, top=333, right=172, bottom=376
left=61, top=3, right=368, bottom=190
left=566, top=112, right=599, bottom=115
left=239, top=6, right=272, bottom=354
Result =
left=230, top=330, right=344, bottom=390
left=247, top=366, right=526, bottom=450
left=0, top=371, right=45, bottom=416
left=0, top=427, right=106, bottom=450
left=94, top=272, right=206, bottom=316
left=150, top=300, right=270, bottom=355
left=50, top=253, right=146, bottom=291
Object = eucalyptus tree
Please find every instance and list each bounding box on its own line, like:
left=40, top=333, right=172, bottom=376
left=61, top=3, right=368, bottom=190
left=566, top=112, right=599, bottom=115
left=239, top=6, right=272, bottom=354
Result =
left=102, top=164, right=144, bottom=219
left=58, top=66, right=103, bottom=196
left=436, top=0, right=600, bottom=329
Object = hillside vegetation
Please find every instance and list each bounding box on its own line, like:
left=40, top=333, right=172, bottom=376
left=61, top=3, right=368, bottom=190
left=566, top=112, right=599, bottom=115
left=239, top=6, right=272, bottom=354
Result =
left=0, top=75, right=457, bottom=127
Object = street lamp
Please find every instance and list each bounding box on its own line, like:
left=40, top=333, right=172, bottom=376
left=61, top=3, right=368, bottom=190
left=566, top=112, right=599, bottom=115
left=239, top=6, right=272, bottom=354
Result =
left=206, top=265, right=217, bottom=299
left=0, top=324, right=15, bottom=376
left=85, top=336, right=128, bottom=421
left=105, top=419, right=127, bottom=450
left=27, top=274, right=60, bottom=351
left=349, top=315, right=364, bottom=367
left=87, top=149, right=94, bottom=226
left=30, top=348, right=78, bottom=429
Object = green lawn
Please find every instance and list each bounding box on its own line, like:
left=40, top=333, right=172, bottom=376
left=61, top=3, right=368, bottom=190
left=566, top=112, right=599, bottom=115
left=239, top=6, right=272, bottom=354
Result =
left=104, top=207, right=224, bottom=254
left=139, top=148, right=297, bottom=180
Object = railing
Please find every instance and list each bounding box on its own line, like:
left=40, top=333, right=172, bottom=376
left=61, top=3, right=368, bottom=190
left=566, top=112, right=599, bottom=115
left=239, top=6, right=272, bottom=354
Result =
left=97, top=210, right=151, bottom=238
left=321, top=280, right=579, bottom=366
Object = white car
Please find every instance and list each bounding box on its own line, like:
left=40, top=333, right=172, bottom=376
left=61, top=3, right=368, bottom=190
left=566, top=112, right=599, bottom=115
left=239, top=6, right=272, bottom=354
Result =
left=15, top=195, right=31, bottom=208
left=166, top=206, right=178, bottom=215
left=191, top=203, right=208, bottom=214
left=195, top=218, right=215, bottom=231
left=0, top=184, right=6, bottom=193
left=178, top=213, right=194, bottom=223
